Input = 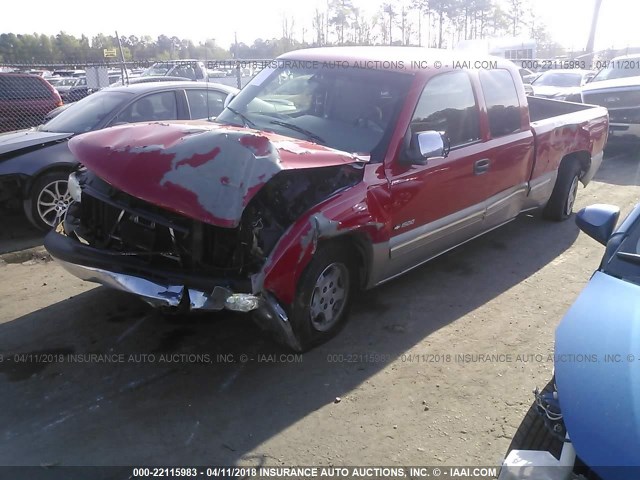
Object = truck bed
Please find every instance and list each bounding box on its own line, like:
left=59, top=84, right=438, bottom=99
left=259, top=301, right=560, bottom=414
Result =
left=527, top=95, right=598, bottom=122
left=527, top=96, right=609, bottom=188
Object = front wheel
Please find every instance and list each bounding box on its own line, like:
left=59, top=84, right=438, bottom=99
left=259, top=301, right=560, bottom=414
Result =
left=543, top=160, right=581, bottom=221
left=24, top=171, right=72, bottom=231
left=289, top=243, right=356, bottom=351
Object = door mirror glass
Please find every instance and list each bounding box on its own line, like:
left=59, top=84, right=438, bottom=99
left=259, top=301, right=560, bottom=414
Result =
left=417, top=131, right=446, bottom=159
left=400, top=130, right=449, bottom=166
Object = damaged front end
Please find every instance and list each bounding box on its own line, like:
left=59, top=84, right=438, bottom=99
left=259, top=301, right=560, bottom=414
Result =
left=45, top=123, right=364, bottom=349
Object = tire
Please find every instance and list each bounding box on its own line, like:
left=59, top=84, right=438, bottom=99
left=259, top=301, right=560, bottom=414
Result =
left=506, top=378, right=564, bottom=460
left=543, top=159, right=581, bottom=221
left=289, top=242, right=357, bottom=351
left=23, top=171, right=72, bottom=231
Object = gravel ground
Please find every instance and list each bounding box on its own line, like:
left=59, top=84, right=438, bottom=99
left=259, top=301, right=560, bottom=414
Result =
left=0, top=148, right=638, bottom=470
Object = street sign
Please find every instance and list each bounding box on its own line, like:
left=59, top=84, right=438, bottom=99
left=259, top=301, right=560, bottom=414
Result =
left=103, top=48, right=117, bottom=58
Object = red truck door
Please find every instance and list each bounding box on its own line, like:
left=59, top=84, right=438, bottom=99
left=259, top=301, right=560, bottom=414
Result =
left=476, top=69, right=535, bottom=228
left=385, top=70, right=491, bottom=269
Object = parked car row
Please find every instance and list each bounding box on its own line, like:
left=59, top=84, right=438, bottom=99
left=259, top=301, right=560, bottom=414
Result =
left=0, top=81, right=238, bottom=229
left=522, top=53, right=640, bottom=146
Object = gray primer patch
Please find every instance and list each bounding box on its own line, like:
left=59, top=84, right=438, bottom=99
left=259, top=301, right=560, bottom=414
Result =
left=159, top=130, right=282, bottom=226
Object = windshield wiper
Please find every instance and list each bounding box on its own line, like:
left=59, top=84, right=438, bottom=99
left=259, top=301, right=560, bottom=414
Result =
left=269, top=120, right=326, bottom=145
left=617, top=252, right=640, bottom=265
left=225, top=106, right=256, bottom=128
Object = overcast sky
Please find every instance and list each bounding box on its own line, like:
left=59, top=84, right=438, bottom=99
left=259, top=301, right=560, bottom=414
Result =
left=2, top=0, right=637, bottom=52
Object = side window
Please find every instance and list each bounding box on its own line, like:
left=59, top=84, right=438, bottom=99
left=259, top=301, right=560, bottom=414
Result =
left=479, top=69, right=521, bottom=138
left=114, top=91, right=178, bottom=124
left=410, top=71, right=481, bottom=147
left=186, top=89, right=227, bottom=119
left=172, top=64, right=196, bottom=80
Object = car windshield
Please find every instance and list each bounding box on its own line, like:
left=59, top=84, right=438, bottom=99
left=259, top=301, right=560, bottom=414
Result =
left=55, top=78, right=78, bottom=87
left=215, top=64, right=412, bottom=161
left=592, top=60, right=640, bottom=82
left=532, top=72, right=583, bottom=87
left=604, top=212, right=640, bottom=287
left=40, top=91, right=131, bottom=134
left=142, top=64, right=173, bottom=76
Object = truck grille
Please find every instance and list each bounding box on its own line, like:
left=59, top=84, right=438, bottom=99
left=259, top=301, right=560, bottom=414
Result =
left=583, top=89, right=640, bottom=109
left=76, top=190, right=250, bottom=273
left=607, top=107, right=640, bottom=124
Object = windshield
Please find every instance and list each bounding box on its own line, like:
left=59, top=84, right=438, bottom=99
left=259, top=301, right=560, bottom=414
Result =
left=533, top=72, right=583, bottom=87
left=55, top=78, right=78, bottom=87
left=40, top=91, right=131, bottom=134
left=216, top=64, right=412, bottom=161
left=604, top=211, right=640, bottom=287
left=142, top=64, right=173, bottom=76
left=592, top=59, right=640, bottom=82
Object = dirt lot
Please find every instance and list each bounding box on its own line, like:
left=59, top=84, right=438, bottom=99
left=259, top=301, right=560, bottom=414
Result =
left=0, top=148, right=638, bottom=469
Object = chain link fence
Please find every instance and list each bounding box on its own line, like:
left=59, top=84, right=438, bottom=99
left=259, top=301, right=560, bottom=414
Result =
left=0, top=59, right=271, bottom=133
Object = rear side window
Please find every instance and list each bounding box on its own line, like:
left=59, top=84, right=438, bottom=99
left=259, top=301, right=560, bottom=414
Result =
left=479, top=69, right=521, bottom=138
left=0, top=75, right=52, bottom=100
left=410, top=71, right=481, bottom=147
left=114, top=91, right=178, bottom=123
left=186, top=89, right=228, bottom=119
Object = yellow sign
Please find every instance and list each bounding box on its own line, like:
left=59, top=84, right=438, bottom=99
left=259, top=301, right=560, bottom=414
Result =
left=103, top=48, right=117, bottom=58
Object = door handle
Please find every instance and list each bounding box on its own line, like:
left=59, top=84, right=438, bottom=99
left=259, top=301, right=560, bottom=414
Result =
left=474, top=158, right=490, bottom=175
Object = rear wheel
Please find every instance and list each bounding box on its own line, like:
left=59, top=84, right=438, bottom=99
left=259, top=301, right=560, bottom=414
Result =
left=506, top=379, right=564, bottom=459
left=289, top=242, right=356, bottom=351
left=24, top=171, right=72, bottom=231
left=543, top=160, right=581, bottom=221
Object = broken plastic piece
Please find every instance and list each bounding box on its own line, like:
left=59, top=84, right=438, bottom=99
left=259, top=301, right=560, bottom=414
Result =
left=224, top=293, right=261, bottom=312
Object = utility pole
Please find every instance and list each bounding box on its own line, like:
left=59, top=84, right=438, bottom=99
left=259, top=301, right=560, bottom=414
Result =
left=586, top=0, right=603, bottom=54
left=233, top=31, right=238, bottom=58
left=418, top=6, right=422, bottom=47
left=326, top=0, right=330, bottom=45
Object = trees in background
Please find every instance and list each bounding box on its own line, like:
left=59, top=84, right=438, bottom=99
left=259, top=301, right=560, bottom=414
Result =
left=0, top=0, right=568, bottom=64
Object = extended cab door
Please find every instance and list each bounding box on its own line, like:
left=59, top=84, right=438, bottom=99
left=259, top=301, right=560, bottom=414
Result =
left=476, top=69, right=534, bottom=228
left=385, top=70, right=490, bottom=273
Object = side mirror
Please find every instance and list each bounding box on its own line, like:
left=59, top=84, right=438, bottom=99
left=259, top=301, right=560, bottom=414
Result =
left=575, top=204, right=620, bottom=245
left=224, top=92, right=237, bottom=109
left=400, top=130, right=449, bottom=165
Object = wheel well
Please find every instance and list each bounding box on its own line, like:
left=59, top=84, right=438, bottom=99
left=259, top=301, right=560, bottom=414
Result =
left=318, top=233, right=370, bottom=291
left=23, top=166, right=74, bottom=198
left=561, top=151, right=590, bottom=179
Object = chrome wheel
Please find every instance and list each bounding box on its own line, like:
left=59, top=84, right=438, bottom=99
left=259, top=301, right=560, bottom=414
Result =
left=37, top=179, right=71, bottom=227
left=565, top=175, right=579, bottom=217
left=309, top=262, right=349, bottom=332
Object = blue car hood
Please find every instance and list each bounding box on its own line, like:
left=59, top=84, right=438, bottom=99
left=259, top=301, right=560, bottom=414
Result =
left=0, top=130, right=73, bottom=156
left=555, top=271, right=640, bottom=478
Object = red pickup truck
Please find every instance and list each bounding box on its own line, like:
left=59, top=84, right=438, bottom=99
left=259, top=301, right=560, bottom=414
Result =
left=45, top=47, right=609, bottom=351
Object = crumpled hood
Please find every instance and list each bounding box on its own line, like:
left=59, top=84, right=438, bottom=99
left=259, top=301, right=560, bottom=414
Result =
left=0, top=129, right=73, bottom=157
left=68, top=121, right=363, bottom=228
left=555, top=271, right=640, bottom=478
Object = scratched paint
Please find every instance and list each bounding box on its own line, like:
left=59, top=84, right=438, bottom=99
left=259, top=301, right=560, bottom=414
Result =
left=68, top=121, right=364, bottom=228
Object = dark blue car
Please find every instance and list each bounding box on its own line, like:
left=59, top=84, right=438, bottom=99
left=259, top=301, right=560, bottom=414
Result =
left=0, top=81, right=238, bottom=230
left=501, top=203, right=640, bottom=480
